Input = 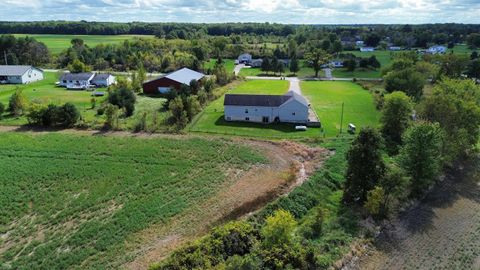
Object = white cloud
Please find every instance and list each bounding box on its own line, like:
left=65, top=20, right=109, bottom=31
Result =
left=0, top=0, right=479, bottom=23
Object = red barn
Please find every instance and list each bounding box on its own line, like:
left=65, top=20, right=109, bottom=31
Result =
left=143, top=68, right=205, bottom=95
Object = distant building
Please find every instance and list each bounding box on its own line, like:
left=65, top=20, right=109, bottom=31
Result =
left=250, top=59, right=263, bottom=68
left=238, top=53, right=253, bottom=64
left=0, top=65, right=44, bottom=84
left=330, top=60, right=344, bottom=68
left=427, top=45, right=447, bottom=55
left=389, top=46, right=402, bottom=51
left=356, top=41, right=365, bottom=47
left=224, top=91, right=310, bottom=124
left=360, top=47, right=375, bottom=52
left=91, top=74, right=116, bottom=87
left=142, top=67, right=205, bottom=95
left=59, top=73, right=95, bottom=90
left=59, top=72, right=115, bottom=90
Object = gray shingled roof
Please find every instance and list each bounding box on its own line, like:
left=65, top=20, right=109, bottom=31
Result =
left=60, top=72, right=94, bottom=81
left=165, top=68, right=205, bottom=85
left=92, top=73, right=112, bottom=80
left=0, top=65, right=37, bottom=76
left=225, top=92, right=310, bottom=108
left=224, top=94, right=292, bottom=107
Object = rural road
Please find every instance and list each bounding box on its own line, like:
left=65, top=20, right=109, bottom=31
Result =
left=323, top=68, right=333, bottom=80
left=234, top=64, right=245, bottom=76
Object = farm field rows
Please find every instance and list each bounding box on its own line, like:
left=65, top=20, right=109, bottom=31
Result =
left=12, top=34, right=154, bottom=54
left=0, top=133, right=266, bottom=269
left=353, top=161, right=480, bottom=270
left=189, top=79, right=380, bottom=138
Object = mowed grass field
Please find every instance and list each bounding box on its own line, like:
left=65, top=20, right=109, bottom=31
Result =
left=0, top=72, right=105, bottom=125
left=301, top=81, right=380, bottom=137
left=204, top=59, right=236, bottom=73
left=0, top=133, right=265, bottom=269
left=189, top=80, right=379, bottom=138
left=239, top=60, right=322, bottom=78
left=12, top=34, right=154, bottom=54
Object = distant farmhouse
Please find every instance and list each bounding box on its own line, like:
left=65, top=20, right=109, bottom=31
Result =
left=224, top=91, right=313, bottom=125
left=237, top=53, right=253, bottom=64
left=360, top=47, right=375, bottom=52
left=389, top=46, right=402, bottom=51
left=143, top=67, right=205, bottom=95
left=59, top=72, right=116, bottom=90
left=427, top=45, right=447, bottom=55
left=356, top=40, right=365, bottom=47
left=236, top=54, right=290, bottom=69
left=0, top=65, right=44, bottom=84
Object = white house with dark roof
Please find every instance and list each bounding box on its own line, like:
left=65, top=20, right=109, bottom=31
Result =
left=224, top=91, right=310, bottom=124
left=0, top=65, right=44, bottom=84
left=59, top=72, right=115, bottom=90
left=91, top=73, right=116, bottom=87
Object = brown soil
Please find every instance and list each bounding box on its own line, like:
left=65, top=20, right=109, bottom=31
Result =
left=122, top=139, right=330, bottom=270
left=348, top=161, right=480, bottom=270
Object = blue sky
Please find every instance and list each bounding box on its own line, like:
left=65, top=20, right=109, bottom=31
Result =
left=1, top=0, right=479, bottom=24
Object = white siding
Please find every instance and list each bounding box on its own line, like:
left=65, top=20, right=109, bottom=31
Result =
left=278, top=99, right=309, bottom=123
left=21, top=68, right=44, bottom=84
left=224, top=105, right=278, bottom=123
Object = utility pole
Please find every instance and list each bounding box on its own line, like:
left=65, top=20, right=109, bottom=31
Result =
left=339, top=102, right=345, bottom=135
left=3, top=51, right=7, bottom=65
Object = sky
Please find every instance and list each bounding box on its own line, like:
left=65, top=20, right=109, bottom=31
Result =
left=1, top=0, right=479, bottom=24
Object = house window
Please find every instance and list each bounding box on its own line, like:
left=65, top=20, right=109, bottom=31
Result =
left=245, top=109, right=249, bottom=114
left=63, top=80, right=67, bottom=83
left=292, top=112, right=296, bottom=116
left=245, top=117, right=250, bottom=121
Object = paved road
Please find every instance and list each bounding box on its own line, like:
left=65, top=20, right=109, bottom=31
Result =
left=287, top=77, right=301, bottom=94
left=233, top=64, right=245, bottom=76
left=323, top=68, right=333, bottom=80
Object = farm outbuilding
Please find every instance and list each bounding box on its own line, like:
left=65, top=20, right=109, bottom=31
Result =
left=224, top=91, right=310, bottom=124
left=142, top=68, right=205, bottom=95
left=0, top=65, right=44, bottom=84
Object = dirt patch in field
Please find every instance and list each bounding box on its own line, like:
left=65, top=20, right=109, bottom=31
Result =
left=122, top=139, right=330, bottom=270
left=348, top=160, right=480, bottom=270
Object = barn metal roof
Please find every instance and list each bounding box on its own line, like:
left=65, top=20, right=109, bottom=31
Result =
left=0, top=65, right=39, bottom=76
left=165, top=68, right=205, bottom=85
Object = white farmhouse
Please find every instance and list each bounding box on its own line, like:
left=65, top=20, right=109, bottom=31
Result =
left=238, top=53, right=253, bottom=64
left=91, top=73, right=116, bottom=87
left=427, top=45, right=447, bottom=55
left=0, top=65, right=44, bottom=84
left=360, top=47, right=375, bottom=52
left=224, top=91, right=310, bottom=124
left=59, top=73, right=95, bottom=90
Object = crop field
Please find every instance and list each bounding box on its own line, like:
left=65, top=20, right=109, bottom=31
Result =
left=354, top=160, right=480, bottom=270
left=12, top=34, right=154, bottom=54
left=189, top=80, right=379, bottom=138
left=0, top=132, right=265, bottom=269
left=0, top=72, right=104, bottom=125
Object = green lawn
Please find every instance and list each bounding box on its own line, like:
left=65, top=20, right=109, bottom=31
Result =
left=204, top=59, right=235, bottom=73
left=0, top=72, right=106, bottom=125
left=301, top=81, right=380, bottom=137
left=0, top=132, right=265, bottom=269
left=239, top=60, right=322, bottom=78
left=12, top=34, right=154, bottom=54
left=332, top=50, right=396, bottom=78
left=189, top=80, right=380, bottom=138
